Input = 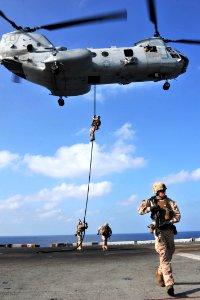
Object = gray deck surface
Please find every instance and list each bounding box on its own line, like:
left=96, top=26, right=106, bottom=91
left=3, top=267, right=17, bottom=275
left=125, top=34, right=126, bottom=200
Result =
left=0, top=242, right=199, bottom=300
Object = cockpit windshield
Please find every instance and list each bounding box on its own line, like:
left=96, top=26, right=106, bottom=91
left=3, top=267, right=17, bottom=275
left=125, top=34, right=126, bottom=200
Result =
left=166, top=47, right=180, bottom=59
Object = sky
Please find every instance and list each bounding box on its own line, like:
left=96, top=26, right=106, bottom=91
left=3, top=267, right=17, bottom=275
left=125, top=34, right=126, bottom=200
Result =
left=0, top=0, right=200, bottom=236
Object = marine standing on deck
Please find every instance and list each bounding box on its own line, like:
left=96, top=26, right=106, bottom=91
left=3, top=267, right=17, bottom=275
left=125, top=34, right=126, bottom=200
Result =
left=75, top=219, right=88, bottom=250
left=97, top=223, right=112, bottom=251
left=137, top=182, right=181, bottom=297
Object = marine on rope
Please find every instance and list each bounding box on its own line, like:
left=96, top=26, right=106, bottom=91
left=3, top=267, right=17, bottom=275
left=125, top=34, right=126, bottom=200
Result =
left=75, top=219, right=88, bottom=250
left=89, top=85, right=101, bottom=142
left=89, top=115, right=101, bottom=142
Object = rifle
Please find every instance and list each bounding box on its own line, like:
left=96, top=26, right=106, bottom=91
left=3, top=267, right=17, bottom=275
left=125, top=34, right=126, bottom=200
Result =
left=150, top=201, right=162, bottom=236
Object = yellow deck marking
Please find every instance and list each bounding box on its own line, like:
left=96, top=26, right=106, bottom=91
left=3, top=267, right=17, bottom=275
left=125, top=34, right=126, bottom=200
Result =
left=176, top=247, right=200, bottom=251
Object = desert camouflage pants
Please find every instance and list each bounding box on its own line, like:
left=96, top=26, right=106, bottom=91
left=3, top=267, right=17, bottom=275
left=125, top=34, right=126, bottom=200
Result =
left=77, top=234, right=83, bottom=250
left=155, top=228, right=175, bottom=286
left=101, top=235, right=108, bottom=250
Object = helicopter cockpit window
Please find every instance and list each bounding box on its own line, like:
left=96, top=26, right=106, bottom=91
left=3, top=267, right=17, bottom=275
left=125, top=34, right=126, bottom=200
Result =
left=124, top=49, right=133, bottom=57
left=102, top=51, right=109, bottom=57
left=92, top=52, right=97, bottom=57
left=166, top=47, right=180, bottom=59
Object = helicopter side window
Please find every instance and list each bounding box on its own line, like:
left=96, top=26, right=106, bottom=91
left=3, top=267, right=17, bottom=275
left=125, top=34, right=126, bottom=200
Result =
left=144, top=45, right=157, bottom=52
left=27, top=44, right=34, bottom=52
left=102, top=51, right=109, bottom=57
left=124, top=49, right=133, bottom=57
left=92, top=52, right=97, bottom=58
left=121, top=49, right=137, bottom=65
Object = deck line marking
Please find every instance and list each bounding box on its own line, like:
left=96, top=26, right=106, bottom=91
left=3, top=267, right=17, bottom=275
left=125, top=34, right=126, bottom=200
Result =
left=176, top=252, right=200, bottom=261
left=176, top=247, right=200, bottom=251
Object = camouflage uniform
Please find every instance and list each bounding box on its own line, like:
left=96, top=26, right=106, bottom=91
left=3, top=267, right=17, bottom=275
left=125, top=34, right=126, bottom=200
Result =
left=90, top=115, right=101, bottom=141
left=76, top=220, right=88, bottom=250
left=97, top=223, right=112, bottom=251
left=138, top=193, right=181, bottom=289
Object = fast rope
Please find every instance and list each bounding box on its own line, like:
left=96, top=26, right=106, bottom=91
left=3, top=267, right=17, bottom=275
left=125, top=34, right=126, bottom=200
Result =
left=38, top=86, right=97, bottom=254
left=83, top=85, right=96, bottom=224
left=80, top=85, right=97, bottom=247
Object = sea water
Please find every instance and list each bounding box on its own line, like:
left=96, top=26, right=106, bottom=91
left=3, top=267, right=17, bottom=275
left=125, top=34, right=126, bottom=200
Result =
left=0, top=231, right=199, bottom=246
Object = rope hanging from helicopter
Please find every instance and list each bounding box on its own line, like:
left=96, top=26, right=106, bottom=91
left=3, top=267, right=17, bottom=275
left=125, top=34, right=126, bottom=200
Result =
left=80, top=84, right=97, bottom=247
left=38, top=86, right=98, bottom=254
left=84, top=84, right=96, bottom=222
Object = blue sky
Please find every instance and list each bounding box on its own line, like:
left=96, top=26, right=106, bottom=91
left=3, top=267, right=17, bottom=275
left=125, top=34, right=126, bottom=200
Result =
left=0, top=0, right=200, bottom=236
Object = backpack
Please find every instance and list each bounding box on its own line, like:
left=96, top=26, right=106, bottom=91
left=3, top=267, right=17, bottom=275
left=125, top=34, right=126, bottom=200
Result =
left=101, top=225, right=112, bottom=238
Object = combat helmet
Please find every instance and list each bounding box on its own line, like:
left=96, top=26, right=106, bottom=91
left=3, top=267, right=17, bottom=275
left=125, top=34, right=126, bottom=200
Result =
left=152, top=182, right=167, bottom=194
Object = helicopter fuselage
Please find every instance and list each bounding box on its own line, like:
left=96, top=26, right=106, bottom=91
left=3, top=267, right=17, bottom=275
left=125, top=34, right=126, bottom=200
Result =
left=0, top=31, right=189, bottom=97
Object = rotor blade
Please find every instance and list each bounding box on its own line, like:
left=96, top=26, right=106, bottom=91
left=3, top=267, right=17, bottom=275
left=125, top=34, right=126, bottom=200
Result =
left=0, top=10, right=22, bottom=30
left=164, top=38, right=200, bottom=45
left=147, top=0, right=160, bottom=37
left=35, top=10, right=127, bottom=31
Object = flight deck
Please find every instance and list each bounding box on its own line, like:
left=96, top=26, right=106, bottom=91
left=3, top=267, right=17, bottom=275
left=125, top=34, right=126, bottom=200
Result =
left=0, top=240, right=199, bottom=300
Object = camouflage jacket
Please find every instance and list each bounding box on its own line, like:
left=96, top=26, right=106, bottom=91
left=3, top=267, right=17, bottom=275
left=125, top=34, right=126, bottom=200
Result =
left=137, top=196, right=181, bottom=224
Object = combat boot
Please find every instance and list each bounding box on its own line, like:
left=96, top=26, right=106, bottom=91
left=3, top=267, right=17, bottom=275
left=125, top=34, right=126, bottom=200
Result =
left=90, top=135, right=95, bottom=142
left=155, top=270, right=165, bottom=287
left=166, top=285, right=174, bottom=296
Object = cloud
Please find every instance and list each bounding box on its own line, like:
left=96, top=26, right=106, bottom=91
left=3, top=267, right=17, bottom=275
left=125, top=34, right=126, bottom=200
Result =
left=32, top=181, right=112, bottom=202
left=162, top=168, right=200, bottom=185
left=114, top=122, right=136, bottom=141
left=37, top=207, right=63, bottom=219
left=75, top=128, right=88, bottom=136
left=36, top=202, right=64, bottom=219
left=23, top=123, right=146, bottom=178
left=0, top=195, right=22, bottom=211
left=0, top=150, right=20, bottom=170
left=118, top=194, right=137, bottom=206
left=0, top=181, right=112, bottom=212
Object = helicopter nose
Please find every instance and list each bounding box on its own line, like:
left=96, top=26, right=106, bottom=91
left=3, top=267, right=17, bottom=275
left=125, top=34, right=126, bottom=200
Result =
left=180, top=54, right=189, bottom=73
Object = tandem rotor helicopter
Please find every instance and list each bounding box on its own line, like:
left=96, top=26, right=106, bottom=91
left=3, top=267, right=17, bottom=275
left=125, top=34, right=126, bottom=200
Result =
left=0, top=0, right=200, bottom=106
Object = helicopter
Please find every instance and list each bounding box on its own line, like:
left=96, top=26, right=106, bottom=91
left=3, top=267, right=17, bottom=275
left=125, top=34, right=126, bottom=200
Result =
left=0, top=0, right=200, bottom=106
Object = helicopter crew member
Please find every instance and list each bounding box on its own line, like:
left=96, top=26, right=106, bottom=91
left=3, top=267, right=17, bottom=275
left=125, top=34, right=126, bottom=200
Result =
left=75, top=219, right=88, bottom=250
left=97, top=223, right=112, bottom=251
left=90, top=115, right=101, bottom=142
left=137, top=182, right=181, bottom=297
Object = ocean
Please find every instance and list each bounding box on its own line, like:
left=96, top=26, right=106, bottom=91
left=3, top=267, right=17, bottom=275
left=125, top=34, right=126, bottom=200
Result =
left=0, top=231, right=199, bottom=246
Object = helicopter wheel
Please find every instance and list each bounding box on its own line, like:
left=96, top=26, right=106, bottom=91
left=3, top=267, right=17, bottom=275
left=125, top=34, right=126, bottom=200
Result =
left=58, top=98, right=65, bottom=106
left=163, top=81, right=170, bottom=90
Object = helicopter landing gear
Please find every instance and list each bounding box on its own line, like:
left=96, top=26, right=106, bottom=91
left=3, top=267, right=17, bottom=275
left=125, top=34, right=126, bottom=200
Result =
left=58, top=97, right=64, bottom=106
left=163, top=81, right=170, bottom=90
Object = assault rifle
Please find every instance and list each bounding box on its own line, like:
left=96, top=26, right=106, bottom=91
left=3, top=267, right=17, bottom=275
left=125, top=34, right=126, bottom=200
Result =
left=149, top=202, right=162, bottom=236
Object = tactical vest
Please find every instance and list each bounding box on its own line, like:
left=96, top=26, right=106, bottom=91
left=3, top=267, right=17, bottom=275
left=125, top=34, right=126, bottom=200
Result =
left=101, top=226, right=112, bottom=237
left=150, top=197, right=173, bottom=222
left=76, top=224, right=85, bottom=234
